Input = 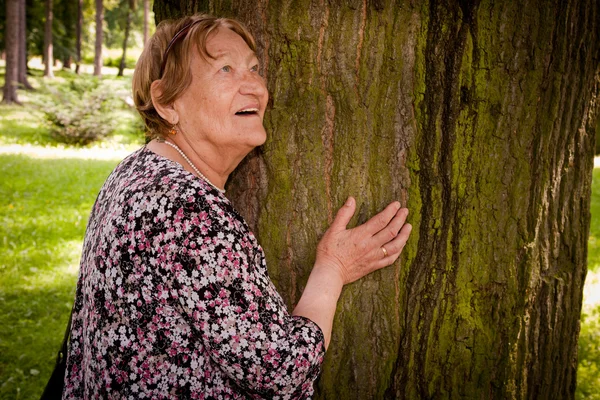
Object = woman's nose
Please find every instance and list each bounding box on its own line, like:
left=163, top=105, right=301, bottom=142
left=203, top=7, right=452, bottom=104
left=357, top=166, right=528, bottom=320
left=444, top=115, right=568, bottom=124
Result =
left=239, top=71, right=267, bottom=97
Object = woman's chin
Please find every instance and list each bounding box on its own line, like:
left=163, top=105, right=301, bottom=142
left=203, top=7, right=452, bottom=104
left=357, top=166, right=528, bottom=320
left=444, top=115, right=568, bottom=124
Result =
left=247, top=128, right=267, bottom=148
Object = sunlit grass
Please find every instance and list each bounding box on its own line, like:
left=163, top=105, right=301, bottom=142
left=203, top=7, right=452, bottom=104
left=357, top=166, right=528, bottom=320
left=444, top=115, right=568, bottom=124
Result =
left=0, top=153, right=122, bottom=399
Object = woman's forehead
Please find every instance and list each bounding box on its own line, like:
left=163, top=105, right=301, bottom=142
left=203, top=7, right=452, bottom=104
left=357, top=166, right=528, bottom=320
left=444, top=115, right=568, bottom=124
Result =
left=204, top=28, right=256, bottom=58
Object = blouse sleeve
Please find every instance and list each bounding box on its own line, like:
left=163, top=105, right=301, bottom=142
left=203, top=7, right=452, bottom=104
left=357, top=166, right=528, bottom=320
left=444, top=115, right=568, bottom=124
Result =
left=160, top=193, right=325, bottom=398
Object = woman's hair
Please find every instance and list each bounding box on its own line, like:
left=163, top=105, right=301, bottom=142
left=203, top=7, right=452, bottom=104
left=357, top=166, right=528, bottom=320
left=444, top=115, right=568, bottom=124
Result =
left=132, top=14, right=257, bottom=139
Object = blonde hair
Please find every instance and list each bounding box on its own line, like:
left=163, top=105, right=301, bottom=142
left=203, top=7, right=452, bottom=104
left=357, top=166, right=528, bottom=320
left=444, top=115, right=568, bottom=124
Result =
left=132, top=14, right=257, bottom=139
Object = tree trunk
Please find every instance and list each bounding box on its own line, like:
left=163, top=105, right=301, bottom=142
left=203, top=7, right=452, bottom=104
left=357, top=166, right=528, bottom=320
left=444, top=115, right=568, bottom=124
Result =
left=75, top=0, right=83, bottom=74
left=154, top=1, right=600, bottom=399
left=94, top=0, right=103, bottom=77
left=118, top=0, right=135, bottom=77
left=143, top=0, right=149, bottom=46
left=43, top=0, right=53, bottom=78
left=17, top=0, right=32, bottom=89
left=2, top=0, right=19, bottom=104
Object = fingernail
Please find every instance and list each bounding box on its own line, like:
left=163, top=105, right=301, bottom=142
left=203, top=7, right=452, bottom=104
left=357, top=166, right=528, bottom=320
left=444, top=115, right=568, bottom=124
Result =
left=346, top=197, right=354, bottom=206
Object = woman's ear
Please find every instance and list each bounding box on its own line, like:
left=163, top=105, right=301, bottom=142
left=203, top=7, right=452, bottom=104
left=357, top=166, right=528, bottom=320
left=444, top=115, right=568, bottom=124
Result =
left=150, top=80, right=179, bottom=125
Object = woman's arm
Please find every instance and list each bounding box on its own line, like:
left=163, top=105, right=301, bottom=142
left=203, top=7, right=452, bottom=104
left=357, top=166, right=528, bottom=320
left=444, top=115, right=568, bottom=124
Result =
left=292, top=197, right=412, bottom=348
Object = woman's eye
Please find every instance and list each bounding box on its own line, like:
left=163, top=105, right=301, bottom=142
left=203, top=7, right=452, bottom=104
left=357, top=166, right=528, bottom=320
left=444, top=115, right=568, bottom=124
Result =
left=221, top=65, right=231, bottom=72
left=250, top=64, right=259, bottom=73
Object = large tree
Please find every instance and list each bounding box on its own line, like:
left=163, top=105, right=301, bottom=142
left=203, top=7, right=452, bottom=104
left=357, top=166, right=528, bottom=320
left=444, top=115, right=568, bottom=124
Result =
left=154, top=1, right=600, bottom=398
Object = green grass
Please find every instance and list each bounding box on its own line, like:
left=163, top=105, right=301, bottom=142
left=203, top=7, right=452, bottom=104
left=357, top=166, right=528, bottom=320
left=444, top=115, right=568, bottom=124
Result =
left=0, top=154, right=121, bottom=399
left=0, top=65, right=143, bottom=399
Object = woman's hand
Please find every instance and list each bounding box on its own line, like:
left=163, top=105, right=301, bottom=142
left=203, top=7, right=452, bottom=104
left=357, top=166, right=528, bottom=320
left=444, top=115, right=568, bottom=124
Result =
left=315, top=197, right=412, bottom=285
left=293, top=196, right=412, bottom=348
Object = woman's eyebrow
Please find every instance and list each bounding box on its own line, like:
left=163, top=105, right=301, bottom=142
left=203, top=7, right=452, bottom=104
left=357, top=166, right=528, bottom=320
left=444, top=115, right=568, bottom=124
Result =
left=210, top=50, right=258, bottom=63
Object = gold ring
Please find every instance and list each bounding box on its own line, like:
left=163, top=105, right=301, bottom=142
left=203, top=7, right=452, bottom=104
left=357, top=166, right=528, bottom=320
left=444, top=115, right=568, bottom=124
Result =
left=381, top=246, right=388, bottom=258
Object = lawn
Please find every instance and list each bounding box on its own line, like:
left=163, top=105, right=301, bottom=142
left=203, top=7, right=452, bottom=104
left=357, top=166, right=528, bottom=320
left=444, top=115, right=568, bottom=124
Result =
left=0, top=153, right=122, bottom=399
left=0, top=65, right=143, bottom=399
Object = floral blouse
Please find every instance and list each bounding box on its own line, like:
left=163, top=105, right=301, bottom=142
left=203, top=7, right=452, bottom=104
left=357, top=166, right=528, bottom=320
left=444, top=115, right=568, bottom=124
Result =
left=62, top=147, right=325, bottom=399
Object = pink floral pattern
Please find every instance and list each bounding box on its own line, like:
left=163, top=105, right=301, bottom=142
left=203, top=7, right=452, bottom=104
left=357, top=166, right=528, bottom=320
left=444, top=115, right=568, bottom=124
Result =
left=62, top=147, right=325, bottom=399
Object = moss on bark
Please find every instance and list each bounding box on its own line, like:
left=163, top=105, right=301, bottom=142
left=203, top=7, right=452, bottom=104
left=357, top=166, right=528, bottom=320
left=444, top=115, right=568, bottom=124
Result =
left=154, top=0, right=600, bottom=398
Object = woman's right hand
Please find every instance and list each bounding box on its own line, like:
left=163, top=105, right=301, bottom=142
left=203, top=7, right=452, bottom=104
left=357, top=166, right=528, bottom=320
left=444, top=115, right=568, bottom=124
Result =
left=315, top=197, right=412, bottom=285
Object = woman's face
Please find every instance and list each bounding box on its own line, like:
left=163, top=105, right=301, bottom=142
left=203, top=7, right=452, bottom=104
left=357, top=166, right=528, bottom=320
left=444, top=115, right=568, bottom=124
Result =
left=173, top=27, right=268, bottom=159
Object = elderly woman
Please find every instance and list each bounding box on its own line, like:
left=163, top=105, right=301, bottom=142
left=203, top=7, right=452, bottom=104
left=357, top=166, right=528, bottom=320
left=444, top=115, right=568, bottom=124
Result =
left=62, top=14, right=412, bottom=399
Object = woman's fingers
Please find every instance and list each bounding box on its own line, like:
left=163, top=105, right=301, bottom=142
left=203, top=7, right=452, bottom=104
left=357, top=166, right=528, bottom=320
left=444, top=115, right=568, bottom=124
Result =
left=373, top=223, right=412, bottom=268
left=329, top=197, right=357, bottom=232
left=361, top=201, right=401, bottom=235
left=371, top=207, right=409, bottom=244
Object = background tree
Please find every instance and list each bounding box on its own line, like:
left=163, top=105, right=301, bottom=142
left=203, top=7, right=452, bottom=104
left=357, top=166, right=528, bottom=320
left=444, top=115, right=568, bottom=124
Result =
left=17, top=0, right=32, bottom=89
left=43, top=0, right=53, bottom=78
left=143, top=0, right=148, bottom=46
left=117, top=0, right=135, bottom=76
left=94, top=0, right=103, bottom=76
left=154, top=1, right=600, bottom=399
left=2, top=0, right=19, bottom=103
left=75, top=0, right=83, bottom=73
left=55, top=0, right=76, bottom=69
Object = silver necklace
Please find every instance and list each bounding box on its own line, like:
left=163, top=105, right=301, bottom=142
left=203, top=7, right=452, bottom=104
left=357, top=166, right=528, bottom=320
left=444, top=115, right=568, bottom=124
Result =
left=162, top=140, right=226, bottom=194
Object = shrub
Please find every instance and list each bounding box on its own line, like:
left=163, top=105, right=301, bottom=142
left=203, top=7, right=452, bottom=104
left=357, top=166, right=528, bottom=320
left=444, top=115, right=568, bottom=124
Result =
left=37, top=78, right=120, bottom=146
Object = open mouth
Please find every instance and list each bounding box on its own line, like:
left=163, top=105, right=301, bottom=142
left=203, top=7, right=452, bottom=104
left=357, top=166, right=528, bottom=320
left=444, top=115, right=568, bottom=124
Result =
left=235, top=108, right=259, bottom=117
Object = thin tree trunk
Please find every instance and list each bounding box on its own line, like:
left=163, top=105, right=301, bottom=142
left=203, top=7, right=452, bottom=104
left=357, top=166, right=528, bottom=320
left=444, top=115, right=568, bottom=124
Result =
left=2, top=0, right=19, bottom=104
left=43, top=0, right=54, bottom=78
left=94, top=0, right=103, bottom=77
left=118, top=0, right=134, bottom=77
left=154, top=1, right=600, bottom=399
left=143, top=0, right=149, bottom=47
left=17, top=0, right=32, bottom=89
left=75, top=0, right=83, bottom=74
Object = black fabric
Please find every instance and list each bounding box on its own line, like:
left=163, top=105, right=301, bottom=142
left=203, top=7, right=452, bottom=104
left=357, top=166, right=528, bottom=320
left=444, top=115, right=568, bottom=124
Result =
left=40, top=307, right=73, bottom=400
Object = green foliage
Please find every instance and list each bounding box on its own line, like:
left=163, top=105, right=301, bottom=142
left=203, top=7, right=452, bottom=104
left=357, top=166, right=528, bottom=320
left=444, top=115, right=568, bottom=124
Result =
left=577, top=303, right=600, bottom=400
left=0, top=66, right=145, bottom=148
left=36, top=78, right=118, bottom=145
left=589, top=168, right=600, bottom=273
left=103, top=54, right=138, bottom=69
left=575, top=166, right=600, bottom=399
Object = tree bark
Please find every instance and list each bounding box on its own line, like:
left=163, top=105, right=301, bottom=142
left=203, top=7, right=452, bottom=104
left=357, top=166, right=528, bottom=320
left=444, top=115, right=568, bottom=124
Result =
left=118, top=0, right=135, bottom=77
left=94, top=0, right=103, bottom=77
left=154, top=1, right=600, bottom=399
left=17, top=0, right=32, bottom=89
left=75, top=0, right=83, bottom=74
left=43, top=0, right=53, bottom=78
left=2, top=0, right=19, bottom=104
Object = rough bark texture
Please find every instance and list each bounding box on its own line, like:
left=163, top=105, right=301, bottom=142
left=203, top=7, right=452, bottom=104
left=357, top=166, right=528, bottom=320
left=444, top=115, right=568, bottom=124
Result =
left=2, top=0, right=19, bottom=104
left=94, top=0, right=103, bottom=76
left=154, top=1, right=600, bottom=398
left=43, top=0, right=53, bottom=78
